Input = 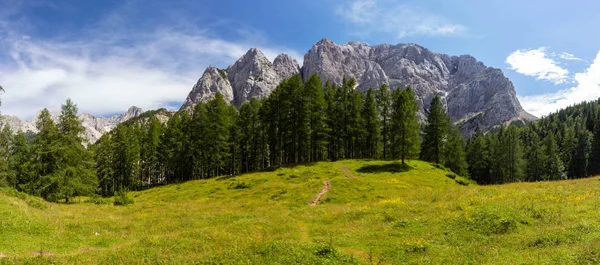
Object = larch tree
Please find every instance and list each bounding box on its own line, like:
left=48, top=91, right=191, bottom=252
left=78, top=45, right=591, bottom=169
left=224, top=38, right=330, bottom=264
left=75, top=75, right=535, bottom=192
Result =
left=390, top=86, right=420, bottom=164
left=420, top=96, right=447, bottom=164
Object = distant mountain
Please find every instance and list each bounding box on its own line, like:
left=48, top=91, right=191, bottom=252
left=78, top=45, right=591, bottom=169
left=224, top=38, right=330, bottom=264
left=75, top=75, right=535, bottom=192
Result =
left=182, top=38, right=536, bottom=136
left=0, top=106, right=145, bottom=144
left=180, top=48, right=300, bottom=111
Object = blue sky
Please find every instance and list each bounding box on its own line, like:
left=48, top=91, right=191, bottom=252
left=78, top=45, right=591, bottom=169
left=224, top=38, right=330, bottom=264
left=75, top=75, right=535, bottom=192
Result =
left=0, top=0, right=599, bottom=118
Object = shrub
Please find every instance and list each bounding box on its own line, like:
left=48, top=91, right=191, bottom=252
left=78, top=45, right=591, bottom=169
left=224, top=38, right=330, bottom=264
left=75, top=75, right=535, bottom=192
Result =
left=229, top=182, right=251, bottom=190
left=455, top=177, right=470, bottom=186
left=446, top=173, right=457, bottom=179
left=85, top=195, right=110, bottom=205
left=114, top=190, right=134, bottom=206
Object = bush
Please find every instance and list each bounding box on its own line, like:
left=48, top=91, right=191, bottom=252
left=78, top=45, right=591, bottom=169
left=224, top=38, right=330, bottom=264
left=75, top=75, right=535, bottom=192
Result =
left=114, top=190, right=134, bottom=206
left=446, top=173, right=457, bottom=179
left=85, top=195, right=110, bottom=205
left=229, top=182, right=251, bottom=190
left=455, top=177, right=470, bottom=186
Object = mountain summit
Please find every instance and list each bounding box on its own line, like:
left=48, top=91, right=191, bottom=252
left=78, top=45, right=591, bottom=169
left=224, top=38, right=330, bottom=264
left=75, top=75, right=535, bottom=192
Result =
left=181, top=48, right=300, bottom=110
left=182, top=38, right=536, bottom=135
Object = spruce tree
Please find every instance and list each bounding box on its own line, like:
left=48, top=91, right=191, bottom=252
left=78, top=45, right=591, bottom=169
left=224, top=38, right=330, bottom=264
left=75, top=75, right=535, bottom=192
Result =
left=420, top=96, right=447, bottom=164
left=27, top=109, right=60, bottom=196
left=542, top=131, right=565, bottom=180
left=95, top=134, right=115, bottom=196
left=50, top=99, right=97, bottom=202
left=205, top=93, right=235, bottom=177
left=573, top=120, right=592, bottom=178
left=362, top=88, right=380, bottom=159
left=466, top=129, right=491, bottom=184
left=590, top=118, right=600, bottom=175
left=375, top=84, right=392, bottom=159
left=0, top=124, right=14, bottom=187
left=390, top=87, right=420, bottom=164
left=443, top=124, right=468, bottom=176
left=304, top=74, right=329, bottom=162
left=524, top=130, right=545, bottom=181
left=11, top=131, right=31, bottom=191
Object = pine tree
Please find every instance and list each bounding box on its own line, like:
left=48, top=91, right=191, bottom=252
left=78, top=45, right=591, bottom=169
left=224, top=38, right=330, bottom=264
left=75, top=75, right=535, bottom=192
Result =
left=27, top=109, right=60, bottom=196
left=304, top=74, right=329, bottom=162
left=573, top=120, right=592, bottom=178
left=498, top=126, right=525, bottom=182
left=560, top=122, right=577, bottom=178
left=362, top=88, right=380, bottom=159
left=524, top=129, right=545, bottom=181
left=390, top=86, right=420, bottom=164
left=11, top=131, right=31, bottom=191
left=376, top=84, right=392, bottom=159
left=542, top=131, right=565, bottom=180
left=420, top=96, right=448, bottom=164
left=205, top=93, right=235, bottom=177
left=466, top=129, right=491, bottom=184
left=49, top=99, right=97, bottom=202
left=443, top=124, right=468, bottom=176
left=140, top=117, right=163, bottom=185
left=95, top=134, right=115, bottom=196
left=590, top=118, right=600, bottom=175
left=0, top=124, right=14, bottom=187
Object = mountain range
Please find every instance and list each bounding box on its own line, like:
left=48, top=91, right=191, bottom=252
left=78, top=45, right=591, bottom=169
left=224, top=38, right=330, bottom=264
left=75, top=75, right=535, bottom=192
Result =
left=0, top=106, right=145, bottom=144
left=183, top=38, right=536, bottom=136
left=1, top=38, right=536, bottom=142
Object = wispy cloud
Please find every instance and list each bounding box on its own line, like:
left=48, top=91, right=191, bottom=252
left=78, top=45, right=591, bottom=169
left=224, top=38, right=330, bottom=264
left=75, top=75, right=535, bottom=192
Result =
left=519, top=50, right=600, bottom=117
left=555, top=52, right=583, bottom=62
left=506, top=47, right=570, bottom=84
left=335, top=0, right=466, bottom=39
left=0, top=1, right=301, bottom=119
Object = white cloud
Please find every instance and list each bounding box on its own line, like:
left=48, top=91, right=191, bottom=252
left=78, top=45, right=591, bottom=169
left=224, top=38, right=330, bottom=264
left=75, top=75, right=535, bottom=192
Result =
left=336, top=0, right=466, bottom=39
left=519, top=50, right=600, bottom=117
left=506, top=47, right=569, bottom=84
left=556, top=52, right=583, bottom=62
left=0, top=18, right=301, bottom=119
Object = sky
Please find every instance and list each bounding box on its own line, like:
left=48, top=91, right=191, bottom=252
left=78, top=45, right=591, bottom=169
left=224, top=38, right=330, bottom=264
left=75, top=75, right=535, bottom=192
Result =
left=0, top=0, right=598, bottom=119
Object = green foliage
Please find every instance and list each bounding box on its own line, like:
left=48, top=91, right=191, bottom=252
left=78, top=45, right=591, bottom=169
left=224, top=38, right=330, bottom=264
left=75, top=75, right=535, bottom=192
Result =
left=375, top=84, right=392, bottom=159
left=362, top=88, right=380, bottom=159
left=390, top=86, right=420, bottom=164
left=84, top=194, right=111, bottom=205
left=420, top=96, right=448, bottom=164
left=113, top=189, right=134, bottom=206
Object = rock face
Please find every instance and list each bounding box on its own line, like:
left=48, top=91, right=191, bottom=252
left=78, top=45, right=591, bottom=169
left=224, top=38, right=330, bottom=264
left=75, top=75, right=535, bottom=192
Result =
left=181, top=49, right=300, bottom=110
left=302, top=39, right=536, bottom=135
left=0, top=106, right=145, bottom=144
left=181, top=38, right=536, bottom=136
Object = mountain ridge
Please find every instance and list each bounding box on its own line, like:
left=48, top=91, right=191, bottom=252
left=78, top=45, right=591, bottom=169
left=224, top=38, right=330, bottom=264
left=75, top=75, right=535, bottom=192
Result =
left=0, top=106, right=145, bottom=144
left=182, top=38, right=536, bottom=136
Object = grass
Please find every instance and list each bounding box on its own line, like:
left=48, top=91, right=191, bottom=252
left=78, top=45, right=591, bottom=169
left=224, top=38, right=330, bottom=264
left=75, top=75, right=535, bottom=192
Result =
left=1, top=160, right=600, bottom=264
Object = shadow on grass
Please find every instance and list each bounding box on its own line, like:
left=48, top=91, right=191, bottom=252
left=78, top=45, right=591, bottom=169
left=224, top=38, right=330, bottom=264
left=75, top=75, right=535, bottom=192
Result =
left=356, top=162, right=413, bottom=173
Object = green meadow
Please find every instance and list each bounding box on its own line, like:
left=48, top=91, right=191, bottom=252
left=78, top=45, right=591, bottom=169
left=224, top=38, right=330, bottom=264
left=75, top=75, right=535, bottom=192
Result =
left=1, top=160, right=600, bottom=264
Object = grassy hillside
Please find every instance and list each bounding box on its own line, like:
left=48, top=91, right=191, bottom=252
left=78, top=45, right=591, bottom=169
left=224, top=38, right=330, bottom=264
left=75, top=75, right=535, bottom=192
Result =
left=1, top=160, right=600, bottom=264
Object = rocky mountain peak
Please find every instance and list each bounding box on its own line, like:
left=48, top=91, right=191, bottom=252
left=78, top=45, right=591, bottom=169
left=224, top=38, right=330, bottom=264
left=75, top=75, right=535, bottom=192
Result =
left=180, top=66, right=234, bottom=111
left=273, top=53, right=301, bottom=79
left=181, top=39, right=536, bottom=136
left=182, top=48, right=299, bottom=110
left=1, top=106, right=145, bottom=144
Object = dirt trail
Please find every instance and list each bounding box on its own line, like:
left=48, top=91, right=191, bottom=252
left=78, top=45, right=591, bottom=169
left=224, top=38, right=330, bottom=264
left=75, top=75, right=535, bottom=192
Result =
left=309, top=181, right=331, bottom=206
left=0, top=253, right=6, bottom=258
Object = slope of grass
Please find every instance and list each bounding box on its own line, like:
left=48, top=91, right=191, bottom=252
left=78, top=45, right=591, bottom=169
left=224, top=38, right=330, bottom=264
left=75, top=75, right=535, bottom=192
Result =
left=1, top=160, right=600, bottom=264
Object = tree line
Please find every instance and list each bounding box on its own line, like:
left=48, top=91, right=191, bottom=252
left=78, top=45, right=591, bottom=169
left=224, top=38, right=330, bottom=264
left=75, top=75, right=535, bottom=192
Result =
left=0, top=74, right=467, bottom=200
left=466, top=100, right=600, bottom=184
